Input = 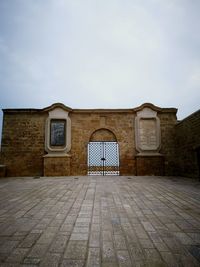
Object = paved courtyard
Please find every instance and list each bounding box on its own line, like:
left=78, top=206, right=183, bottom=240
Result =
left=0, top=176, right=200, bottom=267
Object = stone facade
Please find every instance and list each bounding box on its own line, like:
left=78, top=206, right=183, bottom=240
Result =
left=1, top=102, right=198, bottom=178
left=0, top=112, right=46, bottom=177
left=175, top=110, right=200, bottom=178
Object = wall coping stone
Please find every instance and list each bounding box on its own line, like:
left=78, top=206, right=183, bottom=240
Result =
left=2, top=102, right=178, bottom=114
left=176, top=109, right=200, bottom=126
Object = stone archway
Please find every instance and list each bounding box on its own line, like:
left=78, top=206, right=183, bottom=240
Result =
left=88, top=128, right=119, bottom=175
left=90, top=128, right=117, bottom=142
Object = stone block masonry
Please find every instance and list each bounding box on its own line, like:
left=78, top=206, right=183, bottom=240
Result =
left=0, top=102, right=199, bottom=178
left=175, top=109, right=200, bottom=178
left=43, top=155, right=71, bottom=176
left=0, top=164, right=6, bottom=177
left=0, top=112, right=46, bottom=177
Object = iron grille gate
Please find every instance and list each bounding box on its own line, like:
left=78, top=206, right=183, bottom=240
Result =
left=88, top=141, right=120, bottom=176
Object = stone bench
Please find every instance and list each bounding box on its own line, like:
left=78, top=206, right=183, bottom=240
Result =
left=0, top=165, right=6, bottom=178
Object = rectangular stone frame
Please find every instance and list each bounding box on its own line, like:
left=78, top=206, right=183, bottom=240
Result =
left=135, top=107, right=161, bottom=155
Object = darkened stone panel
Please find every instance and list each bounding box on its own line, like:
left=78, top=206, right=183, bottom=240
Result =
left=50, top=119, right=66, bottom=146
left=136, top=155, right=164, bottom=176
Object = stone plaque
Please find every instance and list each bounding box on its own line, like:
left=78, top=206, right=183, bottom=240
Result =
left=45, top=107, right=71, bottom=155
left=139, top=118, right=157, bottom=150
left=50, top=120, right=66, bottom=146
left=135, top=107, right=161, bottom=154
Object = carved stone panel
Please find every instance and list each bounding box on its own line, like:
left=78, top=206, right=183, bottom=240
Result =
left=45, top=107, right=71, bottom=155
left=139, top=118, right=157, bottom=150
left=135, top=107, right=161, bottom=154
left=50, top=120, right=66, bottom=146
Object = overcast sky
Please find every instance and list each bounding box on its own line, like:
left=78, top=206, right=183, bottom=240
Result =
left=0, top=0, right=200, bottom=140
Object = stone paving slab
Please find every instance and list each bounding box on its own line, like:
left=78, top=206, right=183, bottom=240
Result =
left=0, top=176, right=200, bottom=266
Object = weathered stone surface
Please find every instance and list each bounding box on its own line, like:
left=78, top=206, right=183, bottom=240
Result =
left=136, top=155, right=164, bottom=175
left=0, top=103, right=181, bottom=177
left=175, top=109, right=200, bottom=178
left=44, top=156, right=71, bottom=176
left=0, top=113, right=46, bottom=177
left=0, top=165, right=6, bottom=178
left=0, top=176, right=199, bottom=266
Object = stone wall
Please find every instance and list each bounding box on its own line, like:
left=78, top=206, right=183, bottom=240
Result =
left=0, top=103, right=178, bottom=177
left=70, top=111, right=136, bottom=176
left=134, top=108, right=177, bottom=176
left=136, top=155, right=164, bottom=176
left=0, top=112, right=47, bottom=177
left=175, top=110, right=200, bottom=178
left=160, top=113, right=177, bottom=175
left=43, top=155, right=71, bottom=176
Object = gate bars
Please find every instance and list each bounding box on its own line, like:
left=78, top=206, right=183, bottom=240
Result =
left=88, top=141, right=120, bottom=176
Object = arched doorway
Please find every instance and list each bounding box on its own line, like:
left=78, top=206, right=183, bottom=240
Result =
left=88, top=128, right=120, bottom=175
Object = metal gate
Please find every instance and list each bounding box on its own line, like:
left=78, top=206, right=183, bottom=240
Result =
left=88, top=141, right=119, bottom=175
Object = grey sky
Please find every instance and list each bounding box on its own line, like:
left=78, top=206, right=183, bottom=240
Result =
left=0, top=0, right=200, bottom=140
